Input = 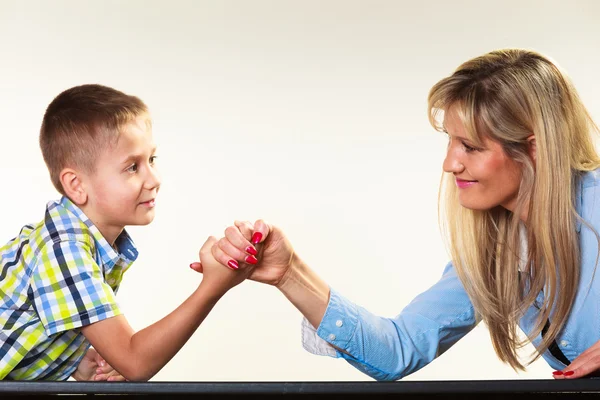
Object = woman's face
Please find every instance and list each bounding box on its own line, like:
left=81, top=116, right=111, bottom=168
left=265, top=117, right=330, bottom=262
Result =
left=442, top=107, right=523, bottom=214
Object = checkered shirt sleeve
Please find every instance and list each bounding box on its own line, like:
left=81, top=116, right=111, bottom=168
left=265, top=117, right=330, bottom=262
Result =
left=30, top=239, right=121, bottom=336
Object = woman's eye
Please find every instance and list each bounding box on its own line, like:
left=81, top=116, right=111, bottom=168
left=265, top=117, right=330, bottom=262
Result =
left=463, top=142, right=478, bottom=152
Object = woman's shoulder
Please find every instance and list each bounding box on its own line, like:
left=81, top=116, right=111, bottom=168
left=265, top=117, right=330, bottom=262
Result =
left=580, top=168, right=600, bottom=190
left=577, top=168, right=600, bottom=231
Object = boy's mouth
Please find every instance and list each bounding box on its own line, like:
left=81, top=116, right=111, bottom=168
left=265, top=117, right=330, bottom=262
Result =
left=139, top=199, right=156, bottom=208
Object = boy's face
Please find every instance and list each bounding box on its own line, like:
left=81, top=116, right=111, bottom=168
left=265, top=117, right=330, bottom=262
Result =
left=82, top=116, right=160, bottom=241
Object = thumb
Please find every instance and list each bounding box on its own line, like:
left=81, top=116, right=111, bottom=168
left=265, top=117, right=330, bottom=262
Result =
left=199, top=236, right=217, bottom=259
left=189, top=262, right=203, bottom=273
left=94, top=351, right=106, bottom=367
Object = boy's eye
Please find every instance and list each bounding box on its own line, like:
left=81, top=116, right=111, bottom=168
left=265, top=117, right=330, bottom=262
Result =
left=150, top=155, right=157, bottom=164
left=126, top=163, right=138, bottom=173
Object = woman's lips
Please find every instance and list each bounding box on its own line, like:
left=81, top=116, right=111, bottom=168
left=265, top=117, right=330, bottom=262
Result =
left=455, top=178, right=478, bottom=189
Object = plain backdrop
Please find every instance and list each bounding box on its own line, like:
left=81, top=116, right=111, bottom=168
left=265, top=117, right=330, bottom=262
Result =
left=1, top=0, right=599, bottom=382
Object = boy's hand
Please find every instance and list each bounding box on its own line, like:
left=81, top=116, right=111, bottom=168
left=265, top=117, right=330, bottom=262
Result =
left=71, top=347, right=126, bottom=381
left=191, top=220, right=295, bottom=288
left=195, top=236, right=254, bottom=296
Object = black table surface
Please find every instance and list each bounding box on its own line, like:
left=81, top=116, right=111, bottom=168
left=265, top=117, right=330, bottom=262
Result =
left=2, top=379, right=600, bottom=398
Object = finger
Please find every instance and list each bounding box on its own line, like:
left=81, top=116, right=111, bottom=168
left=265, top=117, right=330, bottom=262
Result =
left=95, top=363, right=114, bottom=375
left=564, top=360, right=600, bottom=379
left=107, top=374, right=127, bottom=382
left=252, top=219, right=272, bottom=244
left=84, top=347, right=98, bottom=362
left=94, top=352, right=105, bottom=367
left=225, top=226, right=258, bottom=258
left=218, top=236, right=257, bottom=266
left=189, top=262, right=203, bottom=273
left=564, top=347, right=599, bottom=373
left=234, top=220, right=254, bottom=241
left=211, top=241, right=240, bottom=270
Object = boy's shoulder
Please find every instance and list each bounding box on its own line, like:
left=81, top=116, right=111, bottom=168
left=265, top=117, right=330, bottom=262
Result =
left=1, top=198, right=98, bottom=263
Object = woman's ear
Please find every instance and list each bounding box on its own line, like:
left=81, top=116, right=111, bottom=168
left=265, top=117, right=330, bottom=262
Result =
left=527, top=134, right=536, bottom=164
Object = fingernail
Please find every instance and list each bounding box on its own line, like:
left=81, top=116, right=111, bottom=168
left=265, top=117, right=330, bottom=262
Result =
left=100, top=360, right=105, bottom=366
left=552, top=370, right=563, bottom=376
left=245, top=246, right=258, bottom=256
left=227, top=259, right=239, bottom=270
left=245, top=255, right=258, bottom=264
left=251, top=232, right=262, bottom=244
left=565, top=371, right=574, bottom=376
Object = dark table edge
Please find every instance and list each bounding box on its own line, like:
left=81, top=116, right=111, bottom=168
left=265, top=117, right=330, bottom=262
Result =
left=1, top=379, right=600, bottom=394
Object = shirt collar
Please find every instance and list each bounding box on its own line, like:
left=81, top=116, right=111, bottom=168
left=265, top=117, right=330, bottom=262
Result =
left=58, top=196, right=139, bottom=268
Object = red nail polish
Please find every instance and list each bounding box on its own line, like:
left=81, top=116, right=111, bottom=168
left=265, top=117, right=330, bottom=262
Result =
left=251, top=232, right=262, bottom=244
left=245, top=255, right=258, bottom=264
left=564, top=371, right=574, bottom=376
left=552, top=370, right=563, bottom=376
left=245, top=246, right=258, bottom=256
left=227, top=259, right=239, bottom=270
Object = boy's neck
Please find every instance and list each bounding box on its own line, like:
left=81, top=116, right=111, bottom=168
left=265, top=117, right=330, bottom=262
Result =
left=77, top=203, right=125, bottom=248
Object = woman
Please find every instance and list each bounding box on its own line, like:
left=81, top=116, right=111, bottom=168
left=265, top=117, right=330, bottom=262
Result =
left=193, top=49, right=600, bottom=380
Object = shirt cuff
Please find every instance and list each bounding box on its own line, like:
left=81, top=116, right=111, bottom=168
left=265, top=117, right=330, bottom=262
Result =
left=301, top=317, right=338, bottom=357
left=300, top=287, right=360, bottom=358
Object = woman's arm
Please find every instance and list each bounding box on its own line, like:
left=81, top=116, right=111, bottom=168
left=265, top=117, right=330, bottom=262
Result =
left=201, top=220, right=478, bottom=380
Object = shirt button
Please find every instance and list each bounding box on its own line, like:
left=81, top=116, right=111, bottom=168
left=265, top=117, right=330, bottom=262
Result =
left=107, top=278, right=116, bottom=285
left=328, top=334, right=336, bottom=341
left=336, top=320, right=343, bottom=327
left=560, top=340, right=569, bottom=347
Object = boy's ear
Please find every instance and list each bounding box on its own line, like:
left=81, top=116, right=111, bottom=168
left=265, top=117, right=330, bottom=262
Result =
left=60, top=168, right=88, bottom=205
left=527, top=134, right=536, bottom=164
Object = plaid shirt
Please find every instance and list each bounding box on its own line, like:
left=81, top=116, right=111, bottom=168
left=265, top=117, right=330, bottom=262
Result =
left=0, top=196, right=138, bottom=380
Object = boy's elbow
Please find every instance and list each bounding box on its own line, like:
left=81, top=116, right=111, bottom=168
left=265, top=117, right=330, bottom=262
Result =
left=120, top=370, right=152, bottom=382
left=117, top=360, right=157, bottom=382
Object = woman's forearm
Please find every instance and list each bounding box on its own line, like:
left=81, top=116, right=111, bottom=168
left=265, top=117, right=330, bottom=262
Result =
left=277, top=254, right=330, bottom=329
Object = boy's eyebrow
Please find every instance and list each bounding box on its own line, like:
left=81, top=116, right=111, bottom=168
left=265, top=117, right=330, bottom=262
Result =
left=120, top=146, right=158, bottom=164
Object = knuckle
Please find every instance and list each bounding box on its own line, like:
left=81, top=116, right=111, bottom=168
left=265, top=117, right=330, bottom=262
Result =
left=225, top=226, right=238, bottom=237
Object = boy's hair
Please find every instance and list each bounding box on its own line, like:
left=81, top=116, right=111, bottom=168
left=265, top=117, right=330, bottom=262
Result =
left=40, top=84, right=149, bottom=194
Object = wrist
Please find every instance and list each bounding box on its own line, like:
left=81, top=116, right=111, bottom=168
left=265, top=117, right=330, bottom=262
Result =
left=275, top=253, right=330, bottom=328
left=196, top=279, right=229, bottom=303
left=276, top=252, right=303, bottom=291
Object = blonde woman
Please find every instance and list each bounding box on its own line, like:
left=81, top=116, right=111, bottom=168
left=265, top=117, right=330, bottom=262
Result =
left=193, top=49, right=600, bottom=380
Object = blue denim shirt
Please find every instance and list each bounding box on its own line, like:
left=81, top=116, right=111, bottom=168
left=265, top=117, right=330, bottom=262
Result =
left=304, top=169, right=600, bottom=381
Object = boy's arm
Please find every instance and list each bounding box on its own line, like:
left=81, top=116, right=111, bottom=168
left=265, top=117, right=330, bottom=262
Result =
left=81, top=236, right=248, bottom=381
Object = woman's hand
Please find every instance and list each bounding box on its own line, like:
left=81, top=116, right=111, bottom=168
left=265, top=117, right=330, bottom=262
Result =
left=553, top=340, right=600, bottom=379
left=71, top=347, right=126, bottom=381
left=191, top=219, right=296, bottom=288
left=190, top=219, right=330, bottom=328
left=194, top=235, right=255, bottom=296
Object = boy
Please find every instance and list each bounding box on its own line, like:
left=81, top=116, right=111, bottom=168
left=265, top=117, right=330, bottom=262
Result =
left=0, top=84, right=253, bottom=380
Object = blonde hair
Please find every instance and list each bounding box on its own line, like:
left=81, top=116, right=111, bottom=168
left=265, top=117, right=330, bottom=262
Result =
left=428, top=49, right=600, bottom=369
left=40, top=84, right=149, bottom=194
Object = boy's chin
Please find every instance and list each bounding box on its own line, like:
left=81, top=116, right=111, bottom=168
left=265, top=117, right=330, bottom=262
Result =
left=129, top=214, right=156, bottom=226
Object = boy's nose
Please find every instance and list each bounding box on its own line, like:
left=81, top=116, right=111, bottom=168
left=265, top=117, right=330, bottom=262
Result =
left=144, top=168, right=161, bottom=191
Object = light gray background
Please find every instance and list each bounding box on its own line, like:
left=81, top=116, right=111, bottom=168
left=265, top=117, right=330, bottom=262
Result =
left=1, top=0, right=599, bottom=381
